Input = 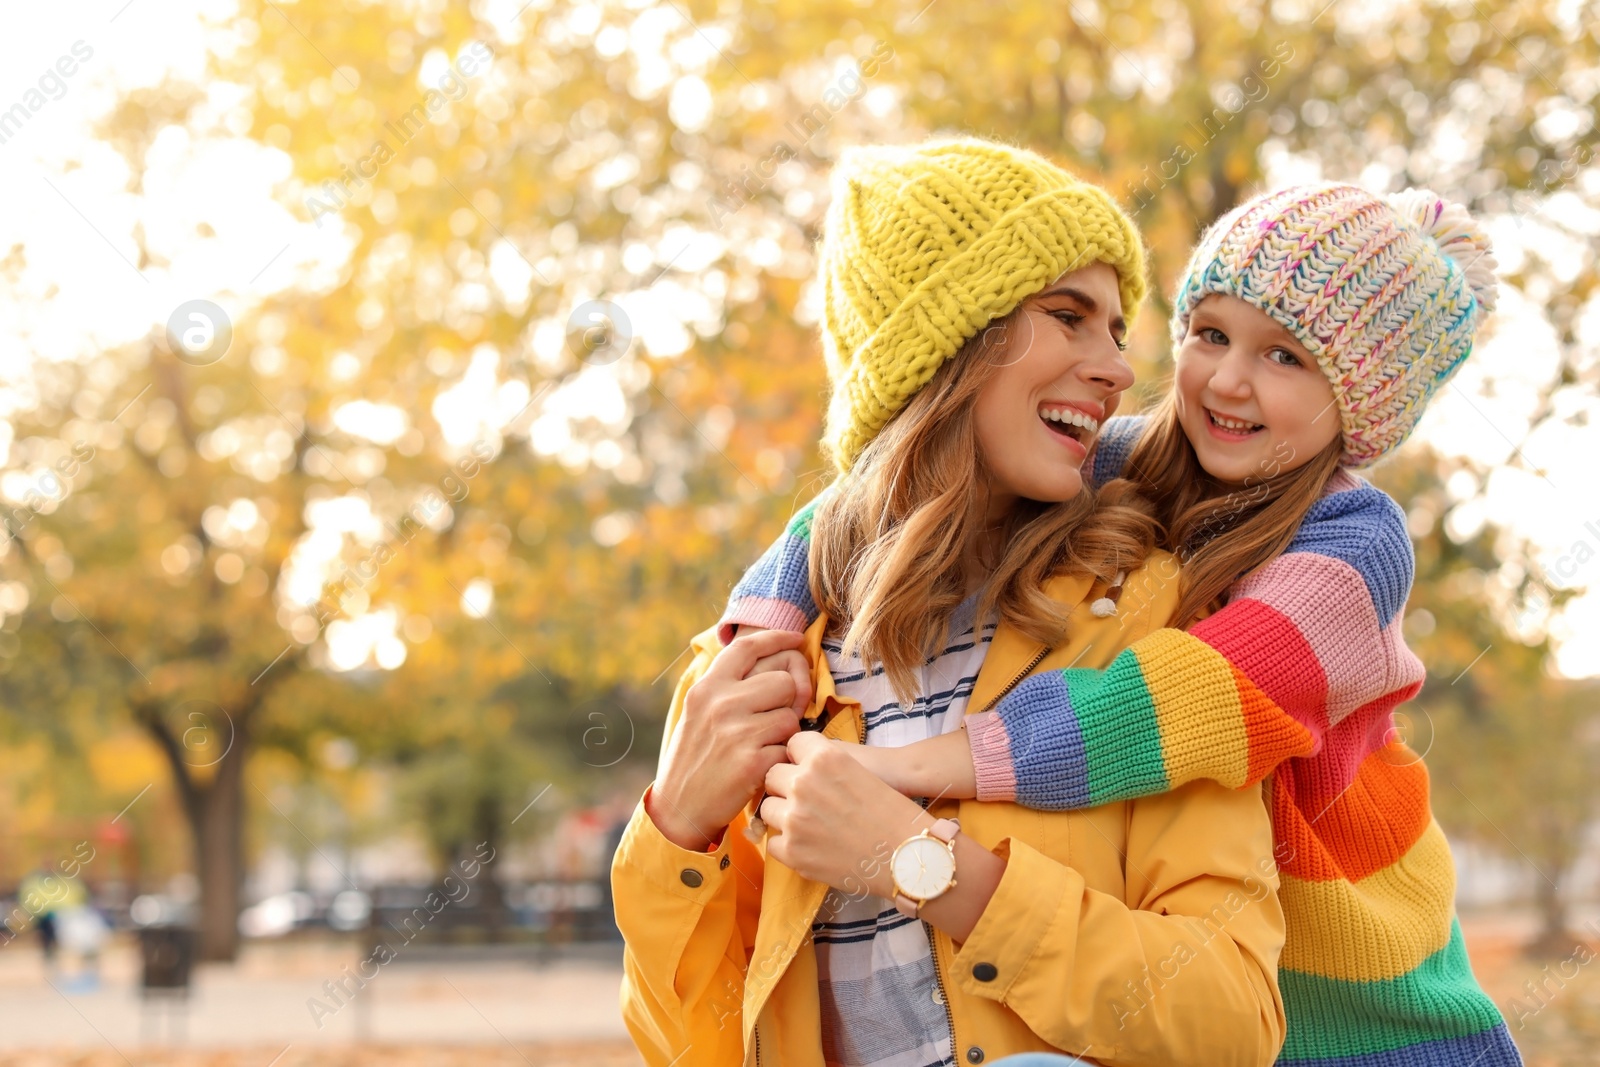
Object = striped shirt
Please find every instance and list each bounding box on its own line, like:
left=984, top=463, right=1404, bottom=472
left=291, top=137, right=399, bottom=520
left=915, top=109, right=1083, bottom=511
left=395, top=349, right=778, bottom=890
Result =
left=811, top=593, right=995, bottom=1067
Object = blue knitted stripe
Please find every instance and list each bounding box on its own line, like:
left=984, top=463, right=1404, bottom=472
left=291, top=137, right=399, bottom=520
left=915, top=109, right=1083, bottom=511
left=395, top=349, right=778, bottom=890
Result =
left=726, top=529, right=817, bottom=622
left=994, top=670, right=1093, bottom=810
left=1089, top=414, right=1147, bottom=488
left=1276, top=1023, right=1522, bottom=1067
left=1282, top=484, right=1413, bottom=629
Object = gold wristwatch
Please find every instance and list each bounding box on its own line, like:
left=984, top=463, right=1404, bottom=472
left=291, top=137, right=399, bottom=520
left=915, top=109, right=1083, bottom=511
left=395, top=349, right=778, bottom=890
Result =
left=890, top=817, right=959, bottom=918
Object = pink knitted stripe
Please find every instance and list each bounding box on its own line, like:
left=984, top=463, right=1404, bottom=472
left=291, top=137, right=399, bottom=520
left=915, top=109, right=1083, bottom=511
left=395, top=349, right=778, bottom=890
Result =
left=1231, top=552, right=1423, bottom=728
left=965, top=709, right=1019, bottom=802
left=716, top=597, right=812, bottom=645
left=1322, top=468, right=1363, bottom=495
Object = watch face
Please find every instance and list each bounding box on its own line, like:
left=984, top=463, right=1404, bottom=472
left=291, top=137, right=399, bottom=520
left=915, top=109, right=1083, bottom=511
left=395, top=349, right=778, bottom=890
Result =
left=892, top=836, right=955, bottom=900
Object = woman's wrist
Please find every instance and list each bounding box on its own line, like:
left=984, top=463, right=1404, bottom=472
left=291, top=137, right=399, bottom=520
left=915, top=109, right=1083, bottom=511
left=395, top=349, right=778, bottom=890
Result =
left=644, top=783, right=723, bottom=853
left=917, top=832, right=1007, bottom=945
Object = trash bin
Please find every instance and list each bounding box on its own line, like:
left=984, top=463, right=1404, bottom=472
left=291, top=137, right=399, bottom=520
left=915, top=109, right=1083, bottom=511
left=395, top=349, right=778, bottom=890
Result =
left=138, top=926, right=196, bottom=992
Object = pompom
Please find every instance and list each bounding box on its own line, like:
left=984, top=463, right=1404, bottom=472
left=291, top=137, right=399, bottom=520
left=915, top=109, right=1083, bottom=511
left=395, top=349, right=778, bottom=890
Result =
left=1385, top=188, right=1499, bottom=315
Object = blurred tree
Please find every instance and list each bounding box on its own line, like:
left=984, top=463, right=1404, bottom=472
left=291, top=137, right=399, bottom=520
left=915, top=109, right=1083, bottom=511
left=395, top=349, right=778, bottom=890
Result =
left=1374, top=450, right=1600, bottom=955
left=4, top=0, right=1597, bottom=961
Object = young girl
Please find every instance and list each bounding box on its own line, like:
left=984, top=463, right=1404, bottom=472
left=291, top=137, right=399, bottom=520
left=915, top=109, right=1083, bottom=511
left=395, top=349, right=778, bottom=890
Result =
left=722, top=184, right=1523, bottom=1066
left=614, top=138, right=1288, bottom=1067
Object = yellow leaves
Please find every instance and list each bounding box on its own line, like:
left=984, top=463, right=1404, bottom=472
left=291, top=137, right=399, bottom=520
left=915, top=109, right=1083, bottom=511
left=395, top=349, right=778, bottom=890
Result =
left=87, top=733, right=167, bottom=795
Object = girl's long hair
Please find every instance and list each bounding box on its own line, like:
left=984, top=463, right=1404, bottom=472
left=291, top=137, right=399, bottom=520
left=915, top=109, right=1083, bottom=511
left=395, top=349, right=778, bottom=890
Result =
left=1109, top=391, right=1344, bottom=628
left=808, top=308, right=1160, bottom=704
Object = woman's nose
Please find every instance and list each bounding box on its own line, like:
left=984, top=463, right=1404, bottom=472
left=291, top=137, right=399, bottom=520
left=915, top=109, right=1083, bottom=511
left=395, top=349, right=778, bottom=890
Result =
left=1083, top=339, right=1135, bottom=393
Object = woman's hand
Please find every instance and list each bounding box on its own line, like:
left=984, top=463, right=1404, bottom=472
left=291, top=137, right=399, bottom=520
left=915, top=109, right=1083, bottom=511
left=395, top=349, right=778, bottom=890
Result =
left=759, top=731, right=930, bottom=899
left=647, top=630, right=809, bottom=852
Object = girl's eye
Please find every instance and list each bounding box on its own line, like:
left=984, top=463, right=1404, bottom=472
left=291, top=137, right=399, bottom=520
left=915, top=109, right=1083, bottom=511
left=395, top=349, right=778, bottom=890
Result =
left=1114, top=337, right=1129, bottom=352
left=1268, top=348, right=1303, bottom=367
left=1200, top=327, right=1228, bottom=346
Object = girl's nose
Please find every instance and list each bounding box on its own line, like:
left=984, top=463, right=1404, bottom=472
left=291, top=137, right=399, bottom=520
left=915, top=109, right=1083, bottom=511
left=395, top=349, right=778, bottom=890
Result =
left=1208, top=349, right=1253, bottom=398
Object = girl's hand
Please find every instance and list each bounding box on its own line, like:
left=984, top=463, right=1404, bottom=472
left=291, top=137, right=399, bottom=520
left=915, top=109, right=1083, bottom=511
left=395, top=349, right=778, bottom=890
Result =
left=832, top=732, right=979, bottom=801
left=827, top=739, right=909, bottom=794
left=732, top=624, right=813, bottom=714
left=647, top=630, right=808, bottom=852
left=758, top=731, right=930, bottom=899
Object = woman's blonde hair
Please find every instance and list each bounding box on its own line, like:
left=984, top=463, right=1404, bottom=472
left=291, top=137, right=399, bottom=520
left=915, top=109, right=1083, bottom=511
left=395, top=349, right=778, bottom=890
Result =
left=808, top=308, right=1160, bottom=704
left=1112, top=392, right=1343, bottom=628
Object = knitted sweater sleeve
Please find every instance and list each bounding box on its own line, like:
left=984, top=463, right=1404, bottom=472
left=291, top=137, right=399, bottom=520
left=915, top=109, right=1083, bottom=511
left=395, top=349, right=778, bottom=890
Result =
left=715, top=491, right=830, bottom=644
left=964, top=479, right=1425, bottom=809
left=1088, top=413, right=1148, bottom=488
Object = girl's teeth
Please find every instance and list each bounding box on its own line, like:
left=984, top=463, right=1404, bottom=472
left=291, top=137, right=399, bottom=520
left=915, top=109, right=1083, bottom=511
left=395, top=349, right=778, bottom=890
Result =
left=1209, top=411, right=1261, bottom=432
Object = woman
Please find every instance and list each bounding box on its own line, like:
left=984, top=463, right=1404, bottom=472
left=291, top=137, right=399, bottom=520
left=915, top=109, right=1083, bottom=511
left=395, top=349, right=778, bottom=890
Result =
left=612, top=138, right=1286, bottom=1067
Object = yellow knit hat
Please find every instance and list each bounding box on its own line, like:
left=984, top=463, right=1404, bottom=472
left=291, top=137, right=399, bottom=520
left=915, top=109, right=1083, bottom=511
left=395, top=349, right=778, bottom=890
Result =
left=818, top=137, right=1147, bottom=471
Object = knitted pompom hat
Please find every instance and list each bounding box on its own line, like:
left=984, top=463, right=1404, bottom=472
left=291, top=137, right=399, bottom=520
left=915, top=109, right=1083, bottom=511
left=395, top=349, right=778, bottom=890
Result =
left=1170, top=183, right=1498, bottom=469
left=818, top=137, right=1147, bottom=471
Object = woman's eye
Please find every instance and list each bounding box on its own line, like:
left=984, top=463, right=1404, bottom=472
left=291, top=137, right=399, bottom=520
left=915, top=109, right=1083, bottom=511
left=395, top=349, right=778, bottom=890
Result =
left=1200, top=327, right=1228, bottom=345
left=1269, top=348, right=1302, bottom=367
left=1050, top=310, right=1084, bottom=328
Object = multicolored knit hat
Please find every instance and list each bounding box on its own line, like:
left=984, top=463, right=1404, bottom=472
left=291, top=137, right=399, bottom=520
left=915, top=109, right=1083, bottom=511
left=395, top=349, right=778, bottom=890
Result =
left=818, top=137, right=1147, bottom=471
left=1170, top=183, right=1498, bottom=469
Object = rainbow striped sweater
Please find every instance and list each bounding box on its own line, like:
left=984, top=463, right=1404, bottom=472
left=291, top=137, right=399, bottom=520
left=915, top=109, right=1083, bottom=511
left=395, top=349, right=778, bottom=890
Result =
left=718, top=415, right=1521, bottom=1066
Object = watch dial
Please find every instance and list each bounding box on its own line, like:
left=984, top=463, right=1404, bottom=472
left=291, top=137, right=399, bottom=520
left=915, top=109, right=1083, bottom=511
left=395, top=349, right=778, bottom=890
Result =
left=891, top=836, right=955, bottom=899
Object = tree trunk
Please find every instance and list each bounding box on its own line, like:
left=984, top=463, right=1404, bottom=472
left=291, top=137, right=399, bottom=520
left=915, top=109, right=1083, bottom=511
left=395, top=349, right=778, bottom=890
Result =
left=137, top=700, right=254, bottom=962
left=1525, top=828, right=1575, bottom=958
left=190, top=720, right=250, bottom=961
left=469, top=790, right=509, bottom=941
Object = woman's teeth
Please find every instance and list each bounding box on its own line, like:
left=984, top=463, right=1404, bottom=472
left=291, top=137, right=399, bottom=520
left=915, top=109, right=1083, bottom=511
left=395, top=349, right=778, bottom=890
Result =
left=1040, top=408, right=1099, bottom=442
left=1208, top=410, right=1263, bottom=433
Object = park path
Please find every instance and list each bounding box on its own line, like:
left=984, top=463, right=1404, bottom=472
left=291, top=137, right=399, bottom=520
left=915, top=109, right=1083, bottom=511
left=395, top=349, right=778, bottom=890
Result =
left=0, top=938, right=639, bottom=1060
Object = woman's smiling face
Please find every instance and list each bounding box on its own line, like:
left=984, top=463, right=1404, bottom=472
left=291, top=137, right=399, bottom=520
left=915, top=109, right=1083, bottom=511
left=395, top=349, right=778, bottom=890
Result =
left=972, top=261, right=1134, bottom=517
left=1174, top=294, right=1342, bottom=485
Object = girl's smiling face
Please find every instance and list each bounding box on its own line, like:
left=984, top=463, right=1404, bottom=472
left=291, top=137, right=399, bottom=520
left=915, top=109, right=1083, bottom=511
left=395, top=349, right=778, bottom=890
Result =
left=972, top=261, right=1134, bottom=518
left=1174, top=294, right=1341, bottom=485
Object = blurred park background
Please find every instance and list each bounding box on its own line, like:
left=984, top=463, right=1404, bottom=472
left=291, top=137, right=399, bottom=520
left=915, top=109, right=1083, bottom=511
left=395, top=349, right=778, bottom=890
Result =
left=1, top=0, right=1599, bottom=1063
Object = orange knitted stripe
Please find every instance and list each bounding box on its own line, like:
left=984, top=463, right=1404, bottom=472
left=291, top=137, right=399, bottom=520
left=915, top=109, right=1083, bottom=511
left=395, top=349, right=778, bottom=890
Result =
left=1232, top=660, right=1317, bottom=785
left=1271, top=752, right=1431, bottom=883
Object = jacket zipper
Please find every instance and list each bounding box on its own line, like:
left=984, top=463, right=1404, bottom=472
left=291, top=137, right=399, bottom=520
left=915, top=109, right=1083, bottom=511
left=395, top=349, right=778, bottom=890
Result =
left=924, top=643, right=1050, bottom=1059
left=924, top=920, right=957, bottom=1059
left=802, top=645, right=1046, bottom=1066
left=974, top=644, right=1052, bottom=715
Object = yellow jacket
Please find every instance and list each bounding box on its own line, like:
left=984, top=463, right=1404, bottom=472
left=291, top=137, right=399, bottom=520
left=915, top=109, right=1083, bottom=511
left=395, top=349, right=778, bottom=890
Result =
left=613, top=555, right=1286, bottom=1066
